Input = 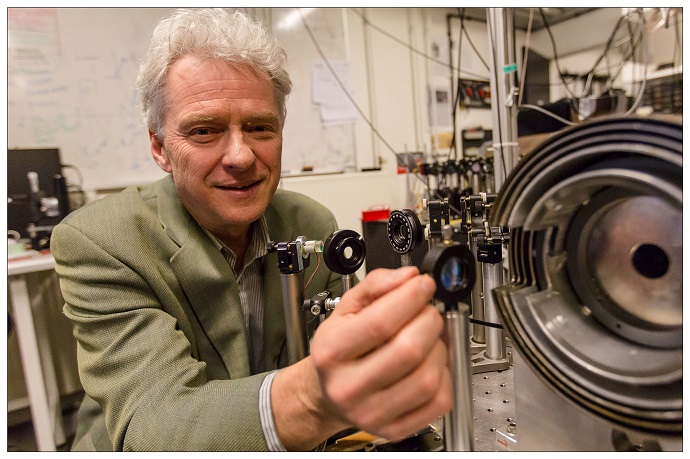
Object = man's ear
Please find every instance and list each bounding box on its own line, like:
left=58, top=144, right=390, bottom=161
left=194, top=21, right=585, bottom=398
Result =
left=150, top=130, right=172, bottom=173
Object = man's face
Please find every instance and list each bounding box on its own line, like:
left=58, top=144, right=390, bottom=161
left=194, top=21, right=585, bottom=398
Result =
left=150, top=56, right=283, bottom=243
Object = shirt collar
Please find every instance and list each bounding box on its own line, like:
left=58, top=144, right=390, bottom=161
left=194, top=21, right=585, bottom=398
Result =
left=202, top=216, right=270, bottom=271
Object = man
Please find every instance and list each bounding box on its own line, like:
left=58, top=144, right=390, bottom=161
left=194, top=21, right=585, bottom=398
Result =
left=52, top=8, right=450, bottom=451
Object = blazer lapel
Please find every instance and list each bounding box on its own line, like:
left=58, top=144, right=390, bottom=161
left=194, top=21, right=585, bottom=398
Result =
left=157, top=176, right=251, bottom=379
left=261, top=203, right=291, bottom=370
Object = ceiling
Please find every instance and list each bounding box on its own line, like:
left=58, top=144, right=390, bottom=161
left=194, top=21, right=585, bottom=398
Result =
left=452, top=8, right=601, bottom=32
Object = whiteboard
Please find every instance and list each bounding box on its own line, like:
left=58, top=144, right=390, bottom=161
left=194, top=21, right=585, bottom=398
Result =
left=271, top=8, right=357, bottom=176
left=7, top=8, right=356, bottom=191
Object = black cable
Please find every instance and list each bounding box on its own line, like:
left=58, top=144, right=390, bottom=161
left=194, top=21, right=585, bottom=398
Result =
left=299, top=9, right=405, bottom=166
left=538, top=8, right=646, bottom=115
left=624, top=10, right=648, bottom=115
left=350, top=8, right=489, bottom=81
left=538, top=8, right=576, bottom=99
left=458, top=12, right=490, bottom=71
left=578, top=13, right=630, bottom=95
left=623, top=10, right=644, bottom=102
left=625, top=11, right=639, bottom=99
left=448, top=8, right=465, bottom=161
left=671, top=10, right=681, bottom=112
left=673, top=10, right=681, bottom=70
left=599, top=12, right=645, bottom=94
left=469, top=317, right=504, bottom=329
left=447, top=79, right=465, bottom=161
left=447, top=13, right=456, bottom=111
left=485, top=15, right=507, bottom=188
left=538, top=8, right=580, bottom=116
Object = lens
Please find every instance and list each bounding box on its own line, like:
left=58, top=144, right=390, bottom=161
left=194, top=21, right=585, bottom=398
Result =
left=440, top=257, right=464, bottom=292
left=391, top=220, right=409, bottom=246
left=421, top=243, right=475, bottom=305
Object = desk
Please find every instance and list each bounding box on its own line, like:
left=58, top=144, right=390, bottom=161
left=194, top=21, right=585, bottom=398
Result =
left=8, top=252, right=66, bottom=451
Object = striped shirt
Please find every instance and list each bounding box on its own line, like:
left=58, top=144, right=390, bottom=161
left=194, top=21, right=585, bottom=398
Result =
left=202, top=217, right=286, bottom=451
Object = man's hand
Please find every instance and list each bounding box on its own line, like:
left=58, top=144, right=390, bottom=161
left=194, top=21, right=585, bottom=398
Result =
left=272, top=267, right=452, bottom=450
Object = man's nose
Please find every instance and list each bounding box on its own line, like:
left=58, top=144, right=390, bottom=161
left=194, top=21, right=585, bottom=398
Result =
left=221, top=129, right=256, bottom=170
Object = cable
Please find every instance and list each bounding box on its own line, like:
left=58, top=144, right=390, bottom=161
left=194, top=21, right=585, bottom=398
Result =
left=469, top=317, right=503, bottom=329
left=350, top=8, right=489, bottom=81
left=61, top=162, right=88, bottom=208
left=518, top=103, right=578, bottom=126
left=624, top=10, right=647, bottom=116
left=673, top=10, right=681, bottom=70
left=485, top=13, right=508, bottom=185
left=602, top=12, right=644, bottom=93
left=576, top=13, right=631, bottom=97
left=538, top=8, right=578, bottom=103
left=304, top=253, right=321, bottom=289
left=299, top=9, right=405, bottom=166
left=61, top=163, right=83, bottom=186
left=458, top=12, right=490, bottom=71
left=517, top=8, right=534, bottom=108
left=599, top=29, right=645, bottom=95
left=448, top=8, right=465, bottom=161
left=537, top=8, right=650, bottom=118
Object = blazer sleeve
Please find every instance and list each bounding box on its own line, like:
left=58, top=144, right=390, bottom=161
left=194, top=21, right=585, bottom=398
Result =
left=52, top=220, right=271, bottom=451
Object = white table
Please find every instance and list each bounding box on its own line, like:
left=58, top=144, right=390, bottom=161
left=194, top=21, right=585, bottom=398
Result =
left=8, top=252, right=66, bottom=451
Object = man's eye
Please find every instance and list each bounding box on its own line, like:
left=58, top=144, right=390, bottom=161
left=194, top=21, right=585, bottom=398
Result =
left=191, top=128, right=213, bottom=136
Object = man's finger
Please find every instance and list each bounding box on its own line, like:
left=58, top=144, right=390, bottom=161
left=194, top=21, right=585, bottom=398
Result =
left=346, top=304, right=444, bottom=392
left=330, top=267, right=421, bottom=316
left=346, top=340, right=449, bottom=433
left=314, top=274, right=436, bottom=362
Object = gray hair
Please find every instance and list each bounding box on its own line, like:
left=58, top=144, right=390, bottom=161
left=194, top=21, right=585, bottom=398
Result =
left=137, top=8, right=292, bottom=137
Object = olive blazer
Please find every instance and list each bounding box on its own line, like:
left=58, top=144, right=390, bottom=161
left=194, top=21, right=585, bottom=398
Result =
left=51, top=175, right=343, bottom=451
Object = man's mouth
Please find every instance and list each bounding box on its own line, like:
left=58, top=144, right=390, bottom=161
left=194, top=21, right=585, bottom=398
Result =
left=217, top=180, right=261, bottom=191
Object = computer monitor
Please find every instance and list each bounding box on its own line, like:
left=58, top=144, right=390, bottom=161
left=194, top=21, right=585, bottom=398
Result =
left=8, top=148, right=69, bottom=246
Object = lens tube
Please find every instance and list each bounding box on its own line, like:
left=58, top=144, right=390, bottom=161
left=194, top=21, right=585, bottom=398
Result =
left=387, top=209, right=423, bottom=254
